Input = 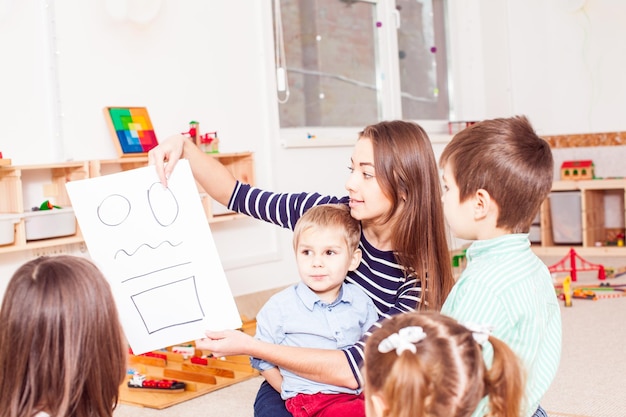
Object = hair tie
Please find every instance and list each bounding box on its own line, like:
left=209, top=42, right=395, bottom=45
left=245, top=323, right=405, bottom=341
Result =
left=463, top=322, right=494, bottom=345
left=378, top=326, right=426, bottom=355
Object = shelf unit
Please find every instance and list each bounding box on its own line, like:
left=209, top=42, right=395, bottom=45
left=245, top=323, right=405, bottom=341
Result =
left=0, top=153, right=254, bottom=254
left=533, top=179, right=626, bottom=257
left=0, top=161, right=89, bottom=254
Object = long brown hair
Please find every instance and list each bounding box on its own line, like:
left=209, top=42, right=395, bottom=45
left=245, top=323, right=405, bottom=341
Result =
left=0, top=256, right=126, bottom=417
left=360, top=120, right=454, bottom=310
left=364, top=312, right=525, bottom=417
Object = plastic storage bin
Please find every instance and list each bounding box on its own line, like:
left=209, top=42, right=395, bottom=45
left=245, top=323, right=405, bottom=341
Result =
left=0, top=214, right=21, bottom=245
left=549, top=191, right=582, bottom=244
left=24, top=208, right=76, bottom=241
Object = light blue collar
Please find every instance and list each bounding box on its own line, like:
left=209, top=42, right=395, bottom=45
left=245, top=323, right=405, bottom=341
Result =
left=295, top=281, right=351, bottom=311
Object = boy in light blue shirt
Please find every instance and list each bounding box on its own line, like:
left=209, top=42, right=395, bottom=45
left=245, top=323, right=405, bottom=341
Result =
left=251, top=204, right=378, bottom=417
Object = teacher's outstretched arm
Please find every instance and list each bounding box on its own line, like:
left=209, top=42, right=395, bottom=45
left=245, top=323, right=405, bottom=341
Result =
left=197, top=329, right=359, bottom=389
left=149, top=135, right=236, bottom=207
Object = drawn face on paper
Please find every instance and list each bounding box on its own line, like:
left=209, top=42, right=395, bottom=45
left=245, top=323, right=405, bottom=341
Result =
left=67, top=161, right=241, bottom=355
left=98, top=184, right=180, bottom=256
left=96, top=182, right=205, bottom=336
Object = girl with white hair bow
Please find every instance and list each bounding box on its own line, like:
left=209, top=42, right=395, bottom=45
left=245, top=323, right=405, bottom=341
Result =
left=364, top=312, right=524, bottom=417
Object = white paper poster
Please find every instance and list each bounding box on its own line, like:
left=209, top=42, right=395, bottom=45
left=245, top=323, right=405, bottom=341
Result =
left=66, top=160, right=241, bottom=354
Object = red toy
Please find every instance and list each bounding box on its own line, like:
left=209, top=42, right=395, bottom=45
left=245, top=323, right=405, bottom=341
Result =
left=191, top=356, right=209, bottom=365
left=181, top=120, right=219, bottom=153
left=548, top=248, right=605, bottom=281
left=141, top=351, right=168, bottom=361
left=199, top=131, right=219, bottom=153
left=128, top=372, right=186, bottom=392
left=182, top=120, right=200, bottom=145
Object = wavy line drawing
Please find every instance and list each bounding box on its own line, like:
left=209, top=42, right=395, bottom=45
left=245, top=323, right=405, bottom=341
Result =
left=114, top=240, right=182, bottom=259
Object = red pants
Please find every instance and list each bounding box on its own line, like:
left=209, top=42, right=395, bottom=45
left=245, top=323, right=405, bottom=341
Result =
left=285, top=392, right=365, bottom=417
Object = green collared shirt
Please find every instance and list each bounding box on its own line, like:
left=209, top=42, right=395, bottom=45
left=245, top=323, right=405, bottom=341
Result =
left=442, top=234, right=562, bottom=417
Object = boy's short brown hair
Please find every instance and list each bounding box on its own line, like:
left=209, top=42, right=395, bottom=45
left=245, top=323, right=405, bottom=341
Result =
left=439, top=115, right=553, bottom=233
left=293, top=204, right=361, bottom=253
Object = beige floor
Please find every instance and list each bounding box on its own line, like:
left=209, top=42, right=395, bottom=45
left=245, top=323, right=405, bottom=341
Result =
left=541, top=295, right=626, bottom=417
left=114, top=376, right=264, bottom=417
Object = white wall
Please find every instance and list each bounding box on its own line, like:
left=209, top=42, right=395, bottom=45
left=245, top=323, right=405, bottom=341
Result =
left=449, top=0, right=626, bottom=135
left=0, top=1, right=291, bottom=297
left=1, top=0, right=626, bottom=300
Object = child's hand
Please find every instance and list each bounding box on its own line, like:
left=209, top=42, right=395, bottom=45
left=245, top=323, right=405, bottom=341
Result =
left=196, top=329, right=254, bottom=357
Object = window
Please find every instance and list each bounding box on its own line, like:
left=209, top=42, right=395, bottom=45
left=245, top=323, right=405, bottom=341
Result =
left=273, top=0, right=450, bottom=146
left=396, top=0, right=449, bottom=120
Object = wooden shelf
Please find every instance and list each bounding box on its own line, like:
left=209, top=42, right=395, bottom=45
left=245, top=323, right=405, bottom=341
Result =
left=0, top=235, right=85, bottom=255
left=0, top=162, right=89, bottom=254
left=535, top=179, right=626, bottom=256
left=0, top=153, right=254, bottom=254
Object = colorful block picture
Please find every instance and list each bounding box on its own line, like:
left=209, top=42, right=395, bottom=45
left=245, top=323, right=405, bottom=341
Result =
left=104, top=107, right=158, bottom=156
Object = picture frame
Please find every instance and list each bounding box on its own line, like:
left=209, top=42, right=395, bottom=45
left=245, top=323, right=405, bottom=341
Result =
left=103, top=107, right=159, bottom=157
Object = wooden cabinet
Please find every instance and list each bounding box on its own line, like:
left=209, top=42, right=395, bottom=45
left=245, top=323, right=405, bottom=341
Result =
left=0, top=153, right=254, bottom=254
left=0, top=162, right=89, bottom=254
left=533, top=179, right=626, bottom=256
left=195, top=152, right=255, bottom=221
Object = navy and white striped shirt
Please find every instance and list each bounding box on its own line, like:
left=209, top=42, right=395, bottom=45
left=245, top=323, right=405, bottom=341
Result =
left=228, top=182, right=423, bottom=384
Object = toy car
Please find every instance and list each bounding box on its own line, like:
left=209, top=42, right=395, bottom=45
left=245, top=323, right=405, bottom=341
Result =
left=572, top=289, right=597, bottom=300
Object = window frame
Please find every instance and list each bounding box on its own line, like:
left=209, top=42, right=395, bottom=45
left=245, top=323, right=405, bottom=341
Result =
left=273, top=0, right=451, bottom=148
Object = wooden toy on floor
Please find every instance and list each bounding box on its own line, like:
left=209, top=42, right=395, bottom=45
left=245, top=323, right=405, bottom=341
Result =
left=606, top=265, right=626, bottom=279
left=548, top=248, right=605, bottom=281
left=562, top=276, right=572, bottom=307
left=127, top=372, right=186, bottom=393
left=555, top=281, right=626, bottom=305
left=120, top=318, right=259, bottom=409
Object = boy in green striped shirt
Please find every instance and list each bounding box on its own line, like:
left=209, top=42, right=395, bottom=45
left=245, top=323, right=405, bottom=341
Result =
left=439, top=116, right=562, bottom=417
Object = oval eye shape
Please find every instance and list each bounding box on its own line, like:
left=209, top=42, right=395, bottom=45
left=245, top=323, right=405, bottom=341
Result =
left=98, top=194, right=131, bottom=226
left=147, top=182, right=179, bottom=226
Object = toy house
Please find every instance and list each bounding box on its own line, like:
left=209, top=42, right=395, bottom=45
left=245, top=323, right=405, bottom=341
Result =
left=560, top=160, right=595, bottom=181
